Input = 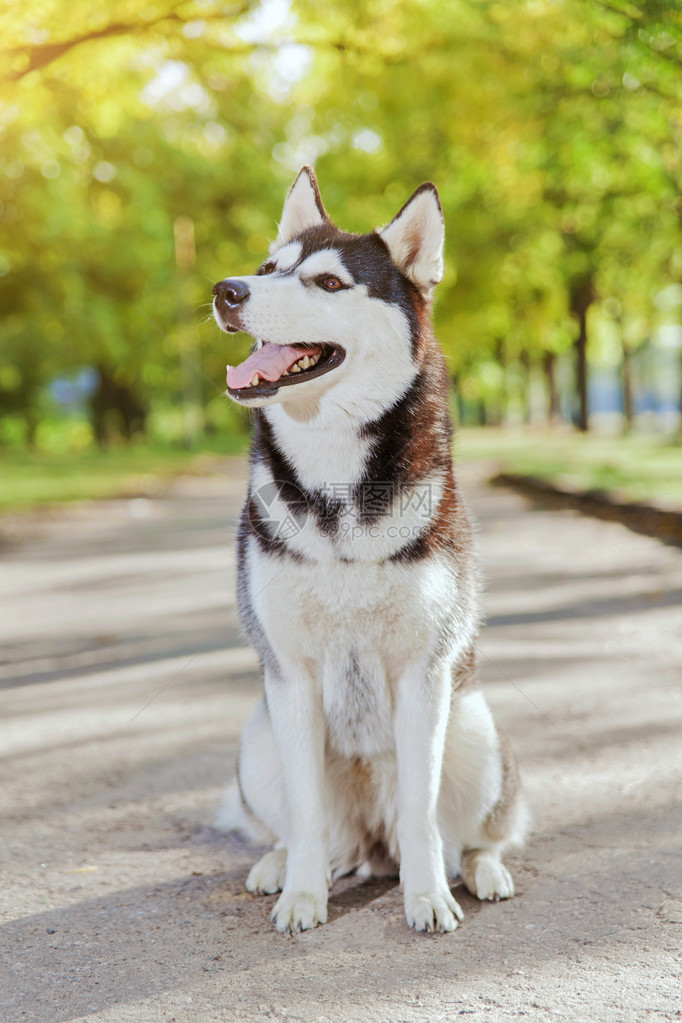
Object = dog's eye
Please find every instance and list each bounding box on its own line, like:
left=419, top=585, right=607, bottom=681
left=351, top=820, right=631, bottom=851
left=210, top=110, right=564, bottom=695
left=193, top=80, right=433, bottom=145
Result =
left=259, top=263, right=275, bottom=276
left=319, top=275, right=344, bottom=292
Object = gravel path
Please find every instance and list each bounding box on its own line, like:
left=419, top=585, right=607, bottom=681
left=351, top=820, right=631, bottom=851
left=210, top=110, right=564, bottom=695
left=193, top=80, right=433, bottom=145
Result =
left=1, top=459, right=680, bottom=1023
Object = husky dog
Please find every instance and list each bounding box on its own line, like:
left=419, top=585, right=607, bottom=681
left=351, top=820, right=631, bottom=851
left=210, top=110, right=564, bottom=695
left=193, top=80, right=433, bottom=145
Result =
left=212, top=167, right=527, bottom=934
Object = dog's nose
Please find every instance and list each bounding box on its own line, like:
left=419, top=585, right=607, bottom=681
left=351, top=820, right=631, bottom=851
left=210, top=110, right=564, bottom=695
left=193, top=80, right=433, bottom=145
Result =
left=212, top=278, right=250, bottom=306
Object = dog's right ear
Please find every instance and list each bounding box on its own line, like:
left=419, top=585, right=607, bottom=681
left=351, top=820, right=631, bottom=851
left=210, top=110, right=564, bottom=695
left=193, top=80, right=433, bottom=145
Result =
left=379, top=183, right=444, bottom=298
left=273, top=166, right=328, bottom=249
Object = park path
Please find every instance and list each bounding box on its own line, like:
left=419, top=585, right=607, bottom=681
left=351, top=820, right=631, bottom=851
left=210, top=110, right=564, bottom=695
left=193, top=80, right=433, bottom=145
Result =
left=1, top=457, right=680, bottom=1023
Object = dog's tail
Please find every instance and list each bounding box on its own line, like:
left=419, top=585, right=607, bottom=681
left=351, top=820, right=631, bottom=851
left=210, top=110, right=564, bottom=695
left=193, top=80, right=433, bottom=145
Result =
left=214, top=781, right=245, bottom=832
left=214, top=781, right=275, bottom=845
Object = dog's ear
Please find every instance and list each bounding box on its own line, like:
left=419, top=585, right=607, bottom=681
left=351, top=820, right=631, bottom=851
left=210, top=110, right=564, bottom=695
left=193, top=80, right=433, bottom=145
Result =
left=379, top=183, right=444, bottom=297
left=274, top=165, right=328, bottom=249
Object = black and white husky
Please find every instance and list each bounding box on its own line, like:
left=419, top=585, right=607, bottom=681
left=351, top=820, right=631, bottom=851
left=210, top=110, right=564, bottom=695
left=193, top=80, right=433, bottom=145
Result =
left=212, top=167, right=528, bottom=933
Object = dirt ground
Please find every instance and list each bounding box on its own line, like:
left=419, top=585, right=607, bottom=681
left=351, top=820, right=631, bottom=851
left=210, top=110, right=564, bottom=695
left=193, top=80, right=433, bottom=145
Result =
left=1, top=458, right=680, bottom=1023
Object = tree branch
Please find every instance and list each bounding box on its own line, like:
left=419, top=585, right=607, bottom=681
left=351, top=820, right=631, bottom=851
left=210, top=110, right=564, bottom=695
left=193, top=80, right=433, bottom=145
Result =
left=3, top=1, right=253, bottom=81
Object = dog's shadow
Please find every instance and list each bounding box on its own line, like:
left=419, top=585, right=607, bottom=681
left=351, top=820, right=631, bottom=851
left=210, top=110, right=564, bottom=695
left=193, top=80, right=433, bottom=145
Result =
left=326, top=874, right=399, bottom=922
left=325, top=873, right=483, bottom=927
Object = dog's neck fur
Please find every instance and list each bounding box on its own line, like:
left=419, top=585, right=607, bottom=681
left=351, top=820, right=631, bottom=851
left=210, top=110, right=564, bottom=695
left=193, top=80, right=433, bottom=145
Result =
left=252, top=329, right=453, bottom=502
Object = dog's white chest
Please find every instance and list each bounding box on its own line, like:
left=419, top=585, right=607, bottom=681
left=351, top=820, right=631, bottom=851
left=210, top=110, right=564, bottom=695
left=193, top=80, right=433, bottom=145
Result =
left=322, top=646, right=393, bottom=757
left=250, top=547, right=458, bottom=759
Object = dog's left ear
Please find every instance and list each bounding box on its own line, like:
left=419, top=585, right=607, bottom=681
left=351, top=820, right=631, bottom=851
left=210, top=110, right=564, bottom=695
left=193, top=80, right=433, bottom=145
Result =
left=379, top=183, right=444, bottom=296
left=274, top=165, right=329, bottom=249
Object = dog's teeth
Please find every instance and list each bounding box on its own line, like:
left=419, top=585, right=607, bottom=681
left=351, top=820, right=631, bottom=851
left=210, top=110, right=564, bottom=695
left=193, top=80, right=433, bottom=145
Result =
left=291, top=364, right=301, bottom=373
left=282, top=370, right=289, bottom=377
left=250, top=374, right=260, bottom=386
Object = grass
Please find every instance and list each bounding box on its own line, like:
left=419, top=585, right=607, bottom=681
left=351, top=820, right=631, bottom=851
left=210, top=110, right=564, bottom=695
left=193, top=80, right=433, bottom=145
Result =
left=456, top=427, right=682, bottom=507
left=0, top=436, right=249, bottom=514
left=1, top=427, right=680, bottom=516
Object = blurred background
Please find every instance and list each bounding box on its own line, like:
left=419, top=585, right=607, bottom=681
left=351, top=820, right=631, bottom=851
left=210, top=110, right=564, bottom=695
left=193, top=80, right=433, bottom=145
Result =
left=1, top=0, right=682, bottom=512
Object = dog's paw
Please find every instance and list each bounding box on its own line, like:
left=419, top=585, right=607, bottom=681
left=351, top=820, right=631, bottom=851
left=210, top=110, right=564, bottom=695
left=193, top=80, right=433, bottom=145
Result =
left=246, top=849, right=287, bottom=895
left=404, top=889, right=463, bottom=933
left=463, top=853, right=515, bottom=901
left=472, top=858, right=515, bottom=901
left=271, top=890, right=328, bottom=933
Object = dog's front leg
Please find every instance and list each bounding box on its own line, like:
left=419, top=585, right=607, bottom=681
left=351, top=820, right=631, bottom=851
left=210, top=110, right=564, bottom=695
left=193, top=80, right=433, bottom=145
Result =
left=395, top=659, right=463, bottom=933
left=265, top=667, right=330, bottom=932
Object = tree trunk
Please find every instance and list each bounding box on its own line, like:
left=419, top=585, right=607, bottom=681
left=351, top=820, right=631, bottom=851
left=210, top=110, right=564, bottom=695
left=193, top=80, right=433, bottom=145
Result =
left=543, top=351, right=559, bottom=425
left=519, top=350, right=531, bottom=424
left=496, top=339, right=508, bottom=425
left=622, top=344, right=634, bottom=432
left=90, top=364, right=147, bottom=447
left=24, top=407, right=38, bottom=449
left=575, top=334, right=588, bottom=431
left=570, top=277, right=594, bottom=432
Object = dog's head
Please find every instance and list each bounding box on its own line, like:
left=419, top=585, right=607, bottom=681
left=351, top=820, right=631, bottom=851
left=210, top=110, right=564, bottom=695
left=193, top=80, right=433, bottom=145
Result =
left=213, top=166, right=444, bottom=413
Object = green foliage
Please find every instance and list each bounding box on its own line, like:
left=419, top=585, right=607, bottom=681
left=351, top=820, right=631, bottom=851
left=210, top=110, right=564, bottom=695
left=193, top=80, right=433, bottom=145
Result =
left=1, top=0, right=682, bottom=448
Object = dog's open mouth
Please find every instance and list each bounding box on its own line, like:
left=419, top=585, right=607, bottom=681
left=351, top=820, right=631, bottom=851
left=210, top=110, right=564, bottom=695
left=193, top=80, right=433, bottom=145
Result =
left=226, top=342, right=345, bottom=398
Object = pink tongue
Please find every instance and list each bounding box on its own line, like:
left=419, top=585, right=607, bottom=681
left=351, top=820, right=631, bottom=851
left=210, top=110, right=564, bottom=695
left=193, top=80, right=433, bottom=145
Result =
left=227, top=342, right=316, bottom=390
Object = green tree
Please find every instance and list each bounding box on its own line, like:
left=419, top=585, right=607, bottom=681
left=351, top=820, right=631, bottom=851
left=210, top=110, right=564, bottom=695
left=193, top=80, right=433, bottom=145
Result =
left=2, top=0, right=682, bottom=448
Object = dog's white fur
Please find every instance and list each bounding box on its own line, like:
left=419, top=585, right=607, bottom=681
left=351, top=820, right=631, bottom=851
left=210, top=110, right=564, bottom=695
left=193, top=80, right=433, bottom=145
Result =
left=214, top=168, right=528, bottom=933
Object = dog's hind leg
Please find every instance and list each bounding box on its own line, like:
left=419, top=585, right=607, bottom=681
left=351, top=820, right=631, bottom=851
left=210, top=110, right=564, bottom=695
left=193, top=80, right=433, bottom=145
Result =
left=439, top=687, right=529, bottom=902
left=461, top=725, right=528, bottom=901
left=236, top=699, right=289, bottom=894
left=246, top=847, right=287, bottom=895
left=460, top=849, right=515, bottom=901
